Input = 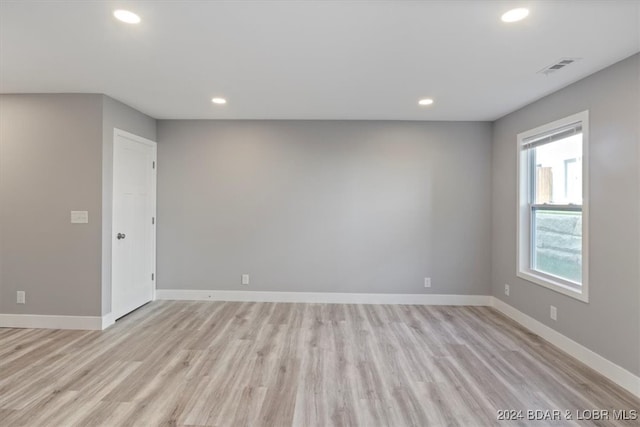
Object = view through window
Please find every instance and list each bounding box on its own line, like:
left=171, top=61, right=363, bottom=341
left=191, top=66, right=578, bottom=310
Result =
left=530, top=133, right=582, bottom=283
left=517, top=111, right=588, bottom=301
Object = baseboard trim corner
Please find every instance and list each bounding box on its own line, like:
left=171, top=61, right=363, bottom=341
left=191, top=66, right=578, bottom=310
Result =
left=491, top=297, right=640, bottom=399
left=0, top=313, right=104, bottom=330
left=101, top=312, right=116, bottom=330
left=155, top=289, right=492, bottom=306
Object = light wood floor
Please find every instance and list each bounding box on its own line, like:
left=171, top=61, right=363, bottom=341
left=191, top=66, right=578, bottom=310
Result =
left=0, top=301, right=638, bottom=426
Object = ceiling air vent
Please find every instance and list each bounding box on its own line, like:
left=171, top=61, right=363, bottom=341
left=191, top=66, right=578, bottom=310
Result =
left=538, top=58, right=581, bottom=75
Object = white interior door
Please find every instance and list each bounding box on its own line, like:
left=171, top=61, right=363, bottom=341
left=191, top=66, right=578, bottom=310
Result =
left=112, top=129, right=156, bottom=320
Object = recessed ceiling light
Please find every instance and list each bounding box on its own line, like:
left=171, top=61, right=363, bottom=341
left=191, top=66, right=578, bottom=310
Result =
left=113, top=10, right=141, bottom=24
left=418, top=98, right=434, bottom=106
left=211, top=97, right=227, bottom=105
left=501, top=8, right=529, bottom=23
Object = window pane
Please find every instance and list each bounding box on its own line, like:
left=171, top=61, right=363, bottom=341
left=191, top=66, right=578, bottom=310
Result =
left=533, top=134, right=582, bottom=205
left=532, top=209, right=582, bottom=284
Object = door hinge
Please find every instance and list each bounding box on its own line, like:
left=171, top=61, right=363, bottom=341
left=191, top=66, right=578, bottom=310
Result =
left=152, top=161, right=155, bottom=169
left=152, top=217, right=155, bottom=225
left=151, top=273, right=155, bottom=281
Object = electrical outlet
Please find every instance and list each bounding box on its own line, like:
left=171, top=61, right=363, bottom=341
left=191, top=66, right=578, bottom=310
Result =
left=550, top=305, right=557, bottom=321
left=17, top=291, right=25, bottom=304
left=424, top=277, right=431, bottom=288
left=504, top=284, right=510, bottom=296
left=241, top=274, right=250, bottom=285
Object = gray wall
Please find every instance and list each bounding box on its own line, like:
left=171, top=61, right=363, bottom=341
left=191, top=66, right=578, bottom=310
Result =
left=157, top=120, right=492, bottom=295
left=101, top=96, right=156, bottom=315
left=0, top=94, right=156, bottom=317
left=0, top=94, right=103, bottom=316
left=491, top=53, right=640, bottom=375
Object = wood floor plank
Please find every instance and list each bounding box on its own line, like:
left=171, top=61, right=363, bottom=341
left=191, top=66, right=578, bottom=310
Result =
left=0, top=301, right=638, bottom=426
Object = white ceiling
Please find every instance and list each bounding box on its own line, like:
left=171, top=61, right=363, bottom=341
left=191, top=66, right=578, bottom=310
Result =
left=1, top=1, right=639, bottom=121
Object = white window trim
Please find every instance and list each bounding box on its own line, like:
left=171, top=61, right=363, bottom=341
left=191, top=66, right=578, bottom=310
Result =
left=516, top=110, right=590, bottom=303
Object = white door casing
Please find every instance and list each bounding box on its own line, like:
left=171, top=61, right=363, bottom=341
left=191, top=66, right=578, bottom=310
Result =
left=112, top=129, right=157, bottom=320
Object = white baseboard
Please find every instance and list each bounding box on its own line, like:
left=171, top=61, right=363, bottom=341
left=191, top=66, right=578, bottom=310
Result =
left=101, top=312, right=116, bottom=330
left=155, top=289, right=492, bottom=306
left=0, top=313, right=105, bottom=330
left=0, top=312, right=116, bottom=331
left=492, top=297, right=640, bottom=399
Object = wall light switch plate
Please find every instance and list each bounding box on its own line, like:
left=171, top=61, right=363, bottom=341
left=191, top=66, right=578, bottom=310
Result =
left=504, top=284, right=510, bottom=296
left=241, top=274, right=250, bottom=285
left=70, top=211, right=89, bottom=224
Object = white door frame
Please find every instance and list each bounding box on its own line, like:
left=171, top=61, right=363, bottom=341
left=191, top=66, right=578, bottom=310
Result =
left=111, top=128, right=157, bottom=318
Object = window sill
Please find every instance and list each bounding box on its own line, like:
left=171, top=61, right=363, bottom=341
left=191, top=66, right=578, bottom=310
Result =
left=517, top=270, right=589, bottom=303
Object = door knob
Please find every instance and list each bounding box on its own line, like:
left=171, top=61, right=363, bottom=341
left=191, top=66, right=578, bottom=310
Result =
left=117, top=233, right=126, bottom=240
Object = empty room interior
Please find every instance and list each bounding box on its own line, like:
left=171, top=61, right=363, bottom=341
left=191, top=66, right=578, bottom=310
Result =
left=1, top=1, right=640, bottom=426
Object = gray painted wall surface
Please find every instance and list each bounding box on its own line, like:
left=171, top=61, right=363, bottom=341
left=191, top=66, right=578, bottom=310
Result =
left=157, top=120, right=492, bottom=295
left=101, top=96, right=156, bottom=315
left=0, top=94, right=103, bottom=316
left=491, top=54, right=640, bottom=375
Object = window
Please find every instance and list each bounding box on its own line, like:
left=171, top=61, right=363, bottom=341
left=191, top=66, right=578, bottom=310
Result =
left=517, top=111, right=589, bottom=302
